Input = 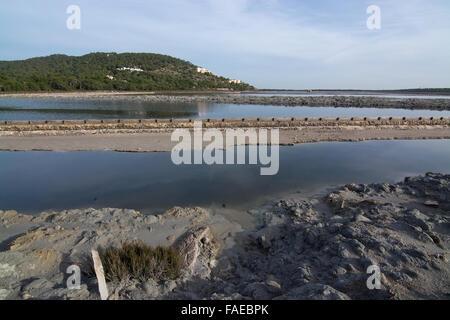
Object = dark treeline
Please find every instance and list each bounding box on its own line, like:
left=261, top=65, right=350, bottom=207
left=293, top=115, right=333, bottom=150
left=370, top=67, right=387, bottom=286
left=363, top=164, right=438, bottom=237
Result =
left=0, top=52, right=254, bottom=92
left=391, top=88, right=450, bottom=94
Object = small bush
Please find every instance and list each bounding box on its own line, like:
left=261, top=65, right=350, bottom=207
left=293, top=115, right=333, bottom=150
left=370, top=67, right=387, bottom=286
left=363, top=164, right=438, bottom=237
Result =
left=91, top=241, right=182, bottom=282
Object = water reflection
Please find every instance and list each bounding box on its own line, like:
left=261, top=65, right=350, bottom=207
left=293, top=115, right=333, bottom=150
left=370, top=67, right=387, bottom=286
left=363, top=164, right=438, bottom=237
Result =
left=0, top=97, right=449, bottom=120
left=0, top=139, right=449, bottom=215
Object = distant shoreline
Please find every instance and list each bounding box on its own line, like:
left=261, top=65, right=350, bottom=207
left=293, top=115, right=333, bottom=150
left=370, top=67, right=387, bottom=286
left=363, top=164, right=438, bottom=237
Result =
left=0, top=90, right=242, bottom=97
left=2, top=91, right=450, bottom=110
left=2, top=88, right=450, bottom=97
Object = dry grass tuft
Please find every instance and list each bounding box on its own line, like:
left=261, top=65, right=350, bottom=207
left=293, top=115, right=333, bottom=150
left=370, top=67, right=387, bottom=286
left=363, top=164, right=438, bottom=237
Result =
left=85, top=241, right=182, bottom=282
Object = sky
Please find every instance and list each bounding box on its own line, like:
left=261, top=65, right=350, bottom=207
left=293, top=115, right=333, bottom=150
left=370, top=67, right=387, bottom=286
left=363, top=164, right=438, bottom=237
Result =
left=0, top=0, right=449, bottom=89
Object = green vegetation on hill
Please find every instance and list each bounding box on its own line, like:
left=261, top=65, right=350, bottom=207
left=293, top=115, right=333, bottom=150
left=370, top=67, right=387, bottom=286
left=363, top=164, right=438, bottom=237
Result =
left=0, top=52, right=254, bottom=92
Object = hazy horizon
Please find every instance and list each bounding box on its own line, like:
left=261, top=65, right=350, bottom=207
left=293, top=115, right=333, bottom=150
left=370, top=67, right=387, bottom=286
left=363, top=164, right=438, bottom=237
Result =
left=1, top=0, right=449, bottom=90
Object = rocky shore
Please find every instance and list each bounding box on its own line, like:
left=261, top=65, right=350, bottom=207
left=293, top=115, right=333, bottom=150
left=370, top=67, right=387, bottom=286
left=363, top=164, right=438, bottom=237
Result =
left=2, top=92, right=450, bottom=110
left=0, top=173, right=449, bottom=300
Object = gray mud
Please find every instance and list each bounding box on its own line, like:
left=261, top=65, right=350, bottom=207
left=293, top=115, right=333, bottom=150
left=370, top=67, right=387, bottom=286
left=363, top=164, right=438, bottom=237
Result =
left=0, top=173, right=449, bottom=300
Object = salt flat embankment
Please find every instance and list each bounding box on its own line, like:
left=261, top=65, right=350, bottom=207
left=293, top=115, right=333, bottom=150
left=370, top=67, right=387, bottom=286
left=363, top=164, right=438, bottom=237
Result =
left=1, top=116, right=448, bottom=131
left=0, top=117, right=449, bottom=152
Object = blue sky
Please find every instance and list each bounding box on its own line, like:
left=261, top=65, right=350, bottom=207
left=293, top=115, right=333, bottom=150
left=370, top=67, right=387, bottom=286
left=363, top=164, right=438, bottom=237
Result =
left=1, top=0, right=449, bottom=89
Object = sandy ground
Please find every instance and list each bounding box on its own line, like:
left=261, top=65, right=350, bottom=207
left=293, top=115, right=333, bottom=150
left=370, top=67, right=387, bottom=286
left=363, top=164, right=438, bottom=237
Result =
left=1, top=126, right=449, bottom=152
left=0, top=173, right=448, bottom=300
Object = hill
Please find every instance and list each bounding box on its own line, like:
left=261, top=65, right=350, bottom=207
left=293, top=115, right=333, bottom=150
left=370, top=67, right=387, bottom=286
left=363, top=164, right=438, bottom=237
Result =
left=0, top=52, right=254, bottom=92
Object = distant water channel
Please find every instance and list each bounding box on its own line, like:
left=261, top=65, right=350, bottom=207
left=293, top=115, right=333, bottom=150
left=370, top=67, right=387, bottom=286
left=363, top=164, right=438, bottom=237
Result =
left=1, top=140, right=449, bottom=215
left=0, top=97, right=449, bottom=120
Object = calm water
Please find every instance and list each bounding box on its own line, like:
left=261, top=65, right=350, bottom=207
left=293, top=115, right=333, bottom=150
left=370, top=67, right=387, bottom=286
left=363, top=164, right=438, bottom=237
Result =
left=1, top=140, right=449, bottom=215
left=0, top=97, right=449, bottom=120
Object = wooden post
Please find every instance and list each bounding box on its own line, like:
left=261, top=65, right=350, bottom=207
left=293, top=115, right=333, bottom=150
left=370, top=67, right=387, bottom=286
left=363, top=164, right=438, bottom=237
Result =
left=91, top=249, right=109, bottom=300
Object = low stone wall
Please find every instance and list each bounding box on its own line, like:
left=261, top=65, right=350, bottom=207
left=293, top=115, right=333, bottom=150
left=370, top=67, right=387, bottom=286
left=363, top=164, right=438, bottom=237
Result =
left=0, top=117, right=449, bottom=132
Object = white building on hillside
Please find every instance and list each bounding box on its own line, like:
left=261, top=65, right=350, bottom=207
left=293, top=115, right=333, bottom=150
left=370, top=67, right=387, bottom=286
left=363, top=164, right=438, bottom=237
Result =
left=117, top=67, right=144, bottom=72
left=197, top=67, right=211, bottom=74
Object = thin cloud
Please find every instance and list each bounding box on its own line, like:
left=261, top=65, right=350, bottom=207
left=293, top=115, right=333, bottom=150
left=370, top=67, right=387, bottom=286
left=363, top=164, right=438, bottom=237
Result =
left=0, top=0, right=449, bottom=89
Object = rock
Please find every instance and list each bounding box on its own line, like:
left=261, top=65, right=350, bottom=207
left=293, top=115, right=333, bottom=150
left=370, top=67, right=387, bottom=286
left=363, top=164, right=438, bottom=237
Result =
left=0, top=289, right=10, bottom=300
left=337, top=245, right=353, bottom=259
left=30, top=249, right=62, bottom=273
left=404, top=248, right=429, bottom=262
left=144, top=215, right=158, bottom=224
left=327, top=194, right=345, bottom=211
left=0, top=210, right=33, bottom=228
left=21, top=278, right=55, bottom=297
left=333, top=266, right=347, bottom=275
left=426, top=232, right=441, bottom=245
left=275, top=284, right=351, bottom=300
left=296, top=265, right=313, bottom=281
left=164, top=206, right=208, bottom=218
left=264, top=214, right=285, bottom=227
left=162, top=280, right=177, bottom=294
left=345, top=183, right=363, bottom=193
left=424, top=200, right=439, bottom=208
left=63, top=284, right=92, bottom=300
left=174, top=226, right=219, bottom=277
left=328, top=223, right=343, bottom=234
left=379, top=183, right=392, bottom=193
left=264, top=280, right=282, bottom=295
left=417, top=232, right=435, bottom=244
left=22, top=292, right=32, bottom=300
left=258, top=235, right=271, bottom=250
left=436, top=254, right=448, bottom=263
left=354, top=213, right=371, bottom=223
left=305, top=229, right=320, bottom=246
left=243, top=282, right=275, bottom=300
left=0, top=263, right=17, bottom=279
left=405, top=209, right=431, bottom=231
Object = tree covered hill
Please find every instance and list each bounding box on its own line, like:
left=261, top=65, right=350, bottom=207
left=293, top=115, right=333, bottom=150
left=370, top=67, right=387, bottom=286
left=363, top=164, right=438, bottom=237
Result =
left=0, top=52, right=254, bottom=92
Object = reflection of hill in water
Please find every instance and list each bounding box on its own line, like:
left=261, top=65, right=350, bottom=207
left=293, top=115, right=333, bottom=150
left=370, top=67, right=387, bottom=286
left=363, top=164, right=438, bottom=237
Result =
left=1, top=140, right=450, bottom=214
left=1, top=97, right=450, bottom=121
left=0, top=107, right=197, bottom=118
left=196, top=102, right=209, bottom=116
